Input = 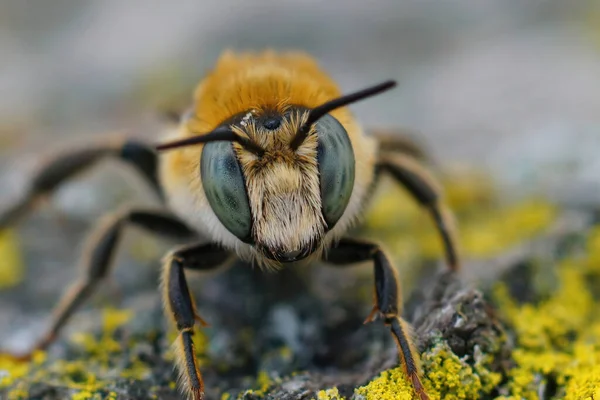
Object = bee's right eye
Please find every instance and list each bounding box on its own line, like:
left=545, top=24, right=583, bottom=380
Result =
left=201, top=141, right=252, bottom=243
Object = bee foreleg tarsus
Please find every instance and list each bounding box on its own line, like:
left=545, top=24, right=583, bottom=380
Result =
left=0, top=138, right=163, bottom=229
left=0, top=208, right=196, bottom=361
left=377, top=154, right=461, bottom=271
left=161, top=242, right=231, bottom=400
left=323, top=238, right=429, bottom=400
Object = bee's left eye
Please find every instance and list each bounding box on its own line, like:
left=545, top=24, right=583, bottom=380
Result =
left=316, top=114, right=355, bottom=229
left=201, top=141, right=252, bottom=242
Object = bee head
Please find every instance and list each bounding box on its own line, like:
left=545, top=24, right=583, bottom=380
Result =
left=157, top=81, right=396, bottom=264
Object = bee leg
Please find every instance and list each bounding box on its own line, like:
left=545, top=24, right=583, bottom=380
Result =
left=369, top=128, right=430, bottom=161
left=0, top=138, right=163, bottom=229
left=161, top=242, right=231, bottom=400
left=377, top=153, right=461, bottom=271
left=324, top=237, right=429, bottom=400
left=0, top=207, right=196, bottom=361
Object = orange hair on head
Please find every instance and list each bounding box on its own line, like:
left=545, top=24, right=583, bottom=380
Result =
left=187, top=50, right=345, bottom=135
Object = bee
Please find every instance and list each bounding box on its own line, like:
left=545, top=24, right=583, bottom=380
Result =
left=0, top=50, right=460, bottom=400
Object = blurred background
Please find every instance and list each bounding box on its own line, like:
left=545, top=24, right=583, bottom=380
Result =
left=1, top=0, right=599, bottom=205
left=1, top=0, right=600, bottom=354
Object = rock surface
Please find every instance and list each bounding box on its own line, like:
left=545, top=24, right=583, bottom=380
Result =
left=1, top=168, right=599, bottom=400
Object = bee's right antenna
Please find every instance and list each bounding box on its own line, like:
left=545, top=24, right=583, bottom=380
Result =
left=290, top=80, right=397, bottom=150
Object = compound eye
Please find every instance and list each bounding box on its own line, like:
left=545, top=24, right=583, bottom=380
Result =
left=201, top=141, right=252, bottom=242
left=316, top=114, right=355, bottom=229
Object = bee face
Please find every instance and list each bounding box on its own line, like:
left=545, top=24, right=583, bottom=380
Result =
left=200, top=107, right=355, bottom=263
left=158, top=52, right=394, bottom=267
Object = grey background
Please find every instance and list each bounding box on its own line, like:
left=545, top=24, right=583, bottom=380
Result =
left=1, top=0, right=600, bottom=200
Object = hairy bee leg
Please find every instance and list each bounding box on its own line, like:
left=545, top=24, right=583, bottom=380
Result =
left=0, top=208, right=196, bottom=361
left=377, top=153, right=460, bottom=271
left=0, top=138, right=162, bottom=229
left=161, top=243, right=231, bottom=400
left=324, top=237, right=429, bottom=400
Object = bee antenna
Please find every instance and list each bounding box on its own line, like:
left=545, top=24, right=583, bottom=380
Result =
left=290, top=80, right=397, bottom=150
left=155, top=126, right=265, bottom=156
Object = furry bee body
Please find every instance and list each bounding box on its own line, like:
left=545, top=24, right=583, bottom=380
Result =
left=160, top=51, right=378, bottom=267
left=0, top=50, right=461, bottom=400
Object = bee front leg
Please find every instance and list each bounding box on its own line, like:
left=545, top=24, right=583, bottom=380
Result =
left=161, top=243, right=231, bottom=400
left=324, top=237, right=429, bottom=400
left=0, top=207, right=196, bottom=361
left=377, top=153, right=461, bottom=271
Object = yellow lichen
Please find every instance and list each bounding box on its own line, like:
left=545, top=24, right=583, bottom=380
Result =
left=119, top=359, right=151, bottom=380
left=492, top=223, right=600, bottom=399
left=316, top=387, right=345, bottom=400
left=473, top=354, right=502, bottom=394
left=0, top=229, right=24, bottom=289
left=355, top=342, right=499, bottom=400
left=442, top=168, right=497, bottom=211
left=0, top=305, right=162, bottom=398
left=256, top=370, right=272, bottom=393
left=354, top=366, right=418, bottom=400
left=55, top=360, right=103, bottom=392
left=71, top=307, right=133, bottom=359
left=563, top=364, right=600, bottom=400
left=502, top=265, right=593, bottom=352
left=0, top=358, right=29, bottom=389
left=457, top=198, right=557, bottom=258
left=71, top=390, right=93, bottom=400
left=102, top=307, right=133, bottom=333
left=7, top=386, right=29, bottom=400
left=364, top=171, right=557, bottom=278
left=239, top=370, right=276, bottom=398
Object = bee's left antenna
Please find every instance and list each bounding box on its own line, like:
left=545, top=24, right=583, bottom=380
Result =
left=290, top=80, right=397, bottom=150
left=156, top=126, right=265, bottom=156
